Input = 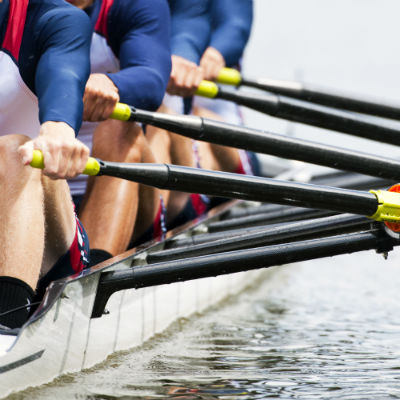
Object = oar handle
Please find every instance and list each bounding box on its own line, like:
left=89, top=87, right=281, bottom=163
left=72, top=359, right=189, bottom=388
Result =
left=30, top=150, right=101, bottom=176
left=110, top=103, right=132, bottom=121
left=195, top=81, right=219, bottom=98
left=217, top=68, right=242, bottom=86
left=195, top=72, right=243, bottom=98
left=194, top=68, right=242, bottom=97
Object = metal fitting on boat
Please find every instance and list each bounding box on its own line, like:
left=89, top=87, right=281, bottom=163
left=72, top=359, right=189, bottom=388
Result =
left=369, top=187, right=400, bottom=232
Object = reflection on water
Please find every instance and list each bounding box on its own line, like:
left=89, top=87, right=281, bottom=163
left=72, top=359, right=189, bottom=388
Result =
left=11, top=249, right=400, bottom=399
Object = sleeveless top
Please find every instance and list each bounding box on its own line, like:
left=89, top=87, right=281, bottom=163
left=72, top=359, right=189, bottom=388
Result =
left=70, top=0, right=120, bottom=196
left=0, top=0, right=40, bottom=139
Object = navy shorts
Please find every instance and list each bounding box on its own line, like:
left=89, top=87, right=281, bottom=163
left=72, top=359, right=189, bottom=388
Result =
left=36, top=215, right=90, bottom=297
left=167, top=193, right=209, bottom=231
left=130, top=197, right=167, bottom=247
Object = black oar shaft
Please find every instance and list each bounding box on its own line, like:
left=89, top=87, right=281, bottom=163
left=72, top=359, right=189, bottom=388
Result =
left=241, top=78, right=400, bottom=121
left=129, top=108, right=400, bottom=181
left=147, top=214, right=371, bottom=263
left=217, top=88, right=400, bottom=146
left=168, top=210, right=333, bottom=248
left=92, top=230, right=394, bottom=318
left=207, top=209, right=335, bottom=232
left=97, top=161, right=378, bottom=216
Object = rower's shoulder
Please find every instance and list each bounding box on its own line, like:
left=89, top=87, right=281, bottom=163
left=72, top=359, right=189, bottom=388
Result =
left=28, top=0, right=91, bottom=23
left=110, top=0, right=170, bottom=20
left=103, top=0, right=169, bottom=40
left=27, top=0, right=91, bottom=38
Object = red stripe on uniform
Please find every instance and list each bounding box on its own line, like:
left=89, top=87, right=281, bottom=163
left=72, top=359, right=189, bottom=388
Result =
left=152, top=202, right=163, bottom=239
left=69, top=222, right=85, bottom=274
left=94, top=0, right=114, bottom=39
left=234, top=159, right=246, bottom=175
left=190, top=193, right=208, bottom=217
left=2, top=0, right=29, bottom=61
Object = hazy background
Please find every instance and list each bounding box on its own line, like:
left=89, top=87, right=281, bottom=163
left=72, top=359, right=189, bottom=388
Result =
left=243, top=0, right=400, bottom=160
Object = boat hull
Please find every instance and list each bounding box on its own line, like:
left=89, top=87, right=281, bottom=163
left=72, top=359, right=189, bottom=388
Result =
left=0, top=202, right=270, bottom=398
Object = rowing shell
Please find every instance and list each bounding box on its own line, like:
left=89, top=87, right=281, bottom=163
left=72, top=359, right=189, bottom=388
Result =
left=0, top=199, right=272, bottom=398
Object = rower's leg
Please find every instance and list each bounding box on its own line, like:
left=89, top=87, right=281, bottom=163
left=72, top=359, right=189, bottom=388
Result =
left=40, top=177, right=77, bottom=277
left=130, top=132, right=163, bottom=243
left=166, top=128, right=200, bottom=221
left=147, top=103, right=210, bottom=227
left=192, top=106, right=241, bottom=173
left=0, top=135, right=44, bottom=289
left=145, top=108, right=172, bottom=206
left=0, top=135, right=46, bottom=328
left=153, top=104, right=198, bottom=221
left=79, top=120, right=145, bottom=256
left=146, top=104, right=195, bottom=220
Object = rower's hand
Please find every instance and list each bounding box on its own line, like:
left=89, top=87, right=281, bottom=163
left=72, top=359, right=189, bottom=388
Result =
left=18, top=121, right=89, bottom=179
left=83, top=73, right=120, bottom=122
left=200, top=47, right=226, bottom=82
left=167, top=55, right=203, bottom=97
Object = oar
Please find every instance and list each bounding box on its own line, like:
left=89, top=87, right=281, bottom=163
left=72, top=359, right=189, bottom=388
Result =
left=194, top=80, right=400, bottom=146
left=111, top=104, right=400, bottom=181
left=146, top=214, right=371, bottom=263
left=91, top=228, right=397, bottom=318
left=166, top=208, right=332, bottom=248
left=217, top=67, right=400, bottom=121
left=206, top=209, right=335, bottom=233
left=30, top=150, right=400, bottom=226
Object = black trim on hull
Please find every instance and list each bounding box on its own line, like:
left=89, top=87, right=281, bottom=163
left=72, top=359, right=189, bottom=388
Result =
left=91, top=228, right=398, bottom=319
left=0, top=350, right=44, bottom=374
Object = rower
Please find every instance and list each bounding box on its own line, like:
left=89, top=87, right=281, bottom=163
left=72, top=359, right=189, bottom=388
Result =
left=193, top=0, right=261, bottom=179
left=0, top=0, right=92, bottom=329
left=65, top=0, right=171, bottom=264
left=147, top=0, right=257, bottom=229
left=146, top=0, right=213, bottom=228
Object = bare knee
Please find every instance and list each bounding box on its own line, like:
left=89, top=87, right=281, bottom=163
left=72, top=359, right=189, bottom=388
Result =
left=0, top=134, right=30, bottom=161
left=146, top=125, right=171, bottom=149
left=92, top=120, right=143, bottom=162
left=0, top=134, right=38, bottom=182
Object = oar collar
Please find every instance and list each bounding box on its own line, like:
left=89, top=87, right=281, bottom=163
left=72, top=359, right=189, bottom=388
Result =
left=369, top=185, right=400, bottom=231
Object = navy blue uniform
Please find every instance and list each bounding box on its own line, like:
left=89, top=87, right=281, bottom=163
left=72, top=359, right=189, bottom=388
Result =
left=168, top=0, right=252, bottom=67
left=0, top=0, right=91, bottom=133
left=169, top=0, right=211, bottom=64
left=84, top=0, right=171, bottom=111
left=210, top=0, right=253, bottom=67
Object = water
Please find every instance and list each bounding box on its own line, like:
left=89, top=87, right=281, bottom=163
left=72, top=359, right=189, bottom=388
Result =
left=9, top=0, right=400, bottom=398
left=11, top=250, right=400, bottom=399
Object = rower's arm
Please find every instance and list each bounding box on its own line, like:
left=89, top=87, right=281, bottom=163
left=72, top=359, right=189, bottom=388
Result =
left=34, top=7, right=92, bottom=133
left=169, top=0, right=212, bottom=64
left=106, top=0, right=171, bottom=111
left=209, top=0, right=253, bottom=67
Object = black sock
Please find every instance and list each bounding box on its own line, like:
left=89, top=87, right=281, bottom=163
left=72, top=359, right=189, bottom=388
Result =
left=89, top=249, right=112, bottom=267
left=0, top=277, right=35, bottom=329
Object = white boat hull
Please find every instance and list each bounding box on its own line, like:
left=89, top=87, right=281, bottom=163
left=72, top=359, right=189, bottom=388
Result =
left=0, top=201, right=271, bottom=398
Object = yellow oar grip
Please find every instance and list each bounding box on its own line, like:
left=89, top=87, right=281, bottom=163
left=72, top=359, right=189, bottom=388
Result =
left=196, top=81, right=219, bottom=98
left=30, top=150, right=100, bottom=176
left=217, top=68, right=242, bottom=86
left=369, top=189, right=400, bottom=222
left=110, top=103, right=132, bottom=121
left=83, top=157, right=101, bottom=176
left=31, top=149, right=45, bottom=169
